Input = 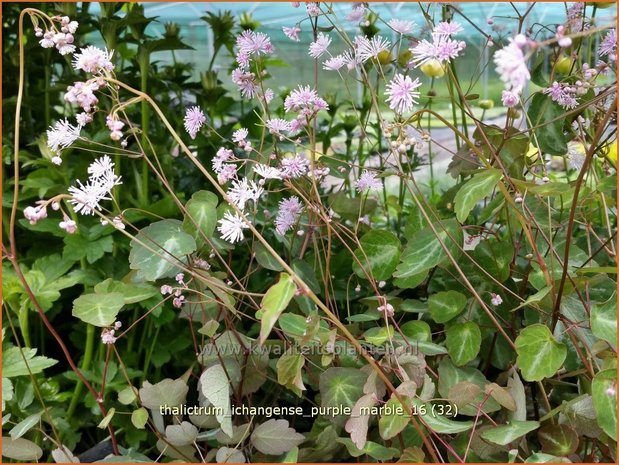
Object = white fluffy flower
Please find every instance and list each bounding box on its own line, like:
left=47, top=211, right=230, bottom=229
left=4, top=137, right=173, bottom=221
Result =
left=47, top=119, right=81, bottom=153
left=388, top=19, right=415, bottom=35
left=218, top=211, right=249, bottom=243
left=72, top=46, right=114, bottom=74
left=253, top=164, right=282, bottom=180
left=226, top=178, right=264, bottom=210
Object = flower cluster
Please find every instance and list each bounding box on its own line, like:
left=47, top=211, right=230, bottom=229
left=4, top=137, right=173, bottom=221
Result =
left=36, top=16, right=78, bottom=55
left=283, top=85, right=329, bottom=133
left=231, top=30, right=275, bottom=102
left=101, top=321, right=122, bottom=345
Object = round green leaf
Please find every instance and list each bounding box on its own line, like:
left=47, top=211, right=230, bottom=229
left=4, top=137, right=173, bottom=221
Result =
left=72, top=292, right=124, bottom=327
left=319, top=367, right=366, bottom=426
left=538, top=424, right=579, bottom=456
left=428, top=291, right=467, bottom=323
left=131, top=408, right=149, bottom=429
left=353, top=230, right=401, bottom=281
left=445, top=322, right=482, bottom=366
left=182, top=190, right=218, bottom=241
left=515, top=324, right=567, bottom=381
left=1, top=437, right=43, bottom=461
left=129, top=219, right=197, bottom=281
left=591, top=369, right=617, bottom=440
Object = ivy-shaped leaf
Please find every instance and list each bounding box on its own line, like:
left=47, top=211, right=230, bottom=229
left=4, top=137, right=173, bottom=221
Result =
left=453, top=169, right=502, bottom=223
left=352, top=230, right=401, bottom=281
left=515, top=324, right=567, bottom=381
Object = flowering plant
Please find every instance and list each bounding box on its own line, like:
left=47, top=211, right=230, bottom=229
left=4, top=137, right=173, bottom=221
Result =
left=2, top=2, right=617, bottom=463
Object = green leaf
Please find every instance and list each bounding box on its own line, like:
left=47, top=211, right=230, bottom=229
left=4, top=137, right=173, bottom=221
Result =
left=320, top=368, right=366, bottom=426
left=454, top=169, right=502, bottom=222
left=538, top=424, right=579, bottom=456
left=72, top=292, right=125, bottom=327
left=353, top=230, right=401, bottom=281
left=259, top=273, right=297, bottom=344
left=524, top=453, right=571, bottom=463
left=129, top=219, right=197, bottom=281
left=445, top=322, right=481, bottom=366
left=251, top=419, right=305, bottom=455
left=139, top=378, right=188, bottom=410
left=412, top=398, right=473, bottom=433
left=337, top=438, right=400, bottom=460
left=9, top=413, right=41, bottom=440
left=63, top=234, right=114, bottom=264
left=255, top=242, right=284, bottom=271
left=118, top=387, right=136, bottom=405
left=98, top=408, right=115, bottom=429
left=470, top=239, right=514, bottom=283
left=131, top=408, right=149, bottom=429
left=94, top=279, right=158, bottom=305
left=182, top=190, right=218, bottom=242
left=590, top=292, right=617, bottom=349
left=480, top=420, right=540, bottom=445
left=527, top=93, right=568, bottom=155
left=2, top=347, right=57, bottom=378
left=2, top=378, right=13, bottom=410
left=199, top=364, right=232, bottom=436
left=437, top=359, right=501, bottom=416
left=1, top=437, right=43, bottom=461
left=393, top=219, right=462, bottom=280
left=276, top=351, right=306, bottom=396
left=515, top=324, right=567, bottom=381
left=428, top=290, right=467, bottom=323
left=592, top=369, right=617, bottom=440
left=379, top=397, right=411, bottom=440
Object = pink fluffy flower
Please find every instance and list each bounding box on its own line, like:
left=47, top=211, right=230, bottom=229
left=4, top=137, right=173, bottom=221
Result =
left=231, top=68, right=258, bottom=98
left=385, top=73, right=421, bottom=114
left=410, top=33, right=466, bottom=67
left=236, top=30, right=274, bottom=57
left=184, top=106, right=206, bottom=139
left=493, top=35, right=530, bottom=94
left=275, top=196, right=304, bottom=235
left=309, top=32, right=332, bottom=59
left=599, top=28, right=617, bottom=61
left=356, top=170, right=382, bottom=193
left=284, top=85, right=329, bottom=114
left=355, top=35, right=391, bottom=62
left=434, top=21, right=463, bottom=36
left=279, top=154, right=310, bottom=178
left=283, top=25, right=301, bottom=42
left=346, top=4, right=366, bottom=22
left=501, top=90, right=519, bottom=108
